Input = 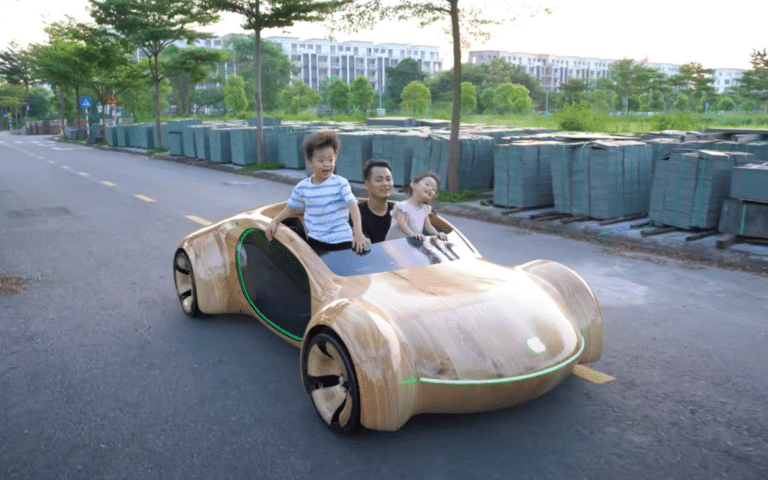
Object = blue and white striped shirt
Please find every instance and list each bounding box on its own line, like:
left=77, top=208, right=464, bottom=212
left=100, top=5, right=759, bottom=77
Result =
left=287, top=174, right=356, bottom=244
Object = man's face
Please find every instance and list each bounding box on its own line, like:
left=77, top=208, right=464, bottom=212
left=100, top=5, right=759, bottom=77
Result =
left=307, top=145, right=337, bottom=182
left=365, top=166, right=393, bottom=199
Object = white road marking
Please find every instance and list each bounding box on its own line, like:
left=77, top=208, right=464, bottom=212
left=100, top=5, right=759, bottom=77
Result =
left=101, top=181, right=116, bottom=187
left=134, top=194, right=156, bottom=203
left=184, top=215, right=212, bottom=226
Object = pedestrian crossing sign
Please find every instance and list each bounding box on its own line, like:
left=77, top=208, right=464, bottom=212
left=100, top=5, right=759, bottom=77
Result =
left=80, top=96, right=92, bottom=109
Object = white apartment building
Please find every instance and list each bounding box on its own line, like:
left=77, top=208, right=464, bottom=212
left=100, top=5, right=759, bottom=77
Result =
left=266, top=36, right=444, bottom=93
left=468, top=50, right=742, bottom=94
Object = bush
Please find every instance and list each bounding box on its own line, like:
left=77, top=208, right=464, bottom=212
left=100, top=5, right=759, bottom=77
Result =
left=435, top=188, right=479, bottom=203
left=650, top=113, right=697, bottom=131
left=555, top=102, right=603, bottom=131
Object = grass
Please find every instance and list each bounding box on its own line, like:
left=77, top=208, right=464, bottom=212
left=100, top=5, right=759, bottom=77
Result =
left=147, top=147, right=169, bottom=155
left=435, top=188, right=479, bottom=203
left=239, top=162, right=284, bottom=172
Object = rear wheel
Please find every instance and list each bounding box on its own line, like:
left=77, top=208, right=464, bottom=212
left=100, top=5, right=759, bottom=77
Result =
left=173, top=250, right=201, bottom=317
left=302, top=332, right=361, bottom=434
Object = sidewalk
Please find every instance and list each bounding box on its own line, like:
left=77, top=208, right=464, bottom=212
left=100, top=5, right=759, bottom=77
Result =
left=113, top=143, right=768, bottom=277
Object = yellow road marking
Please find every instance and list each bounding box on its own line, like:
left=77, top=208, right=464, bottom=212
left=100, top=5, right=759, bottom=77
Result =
left=101, top=181, right=116, bottom=187
left=185, top=215, right=212, bottom=226
left=48, top=160, right=55, bottom=164
left=572, top=365, right=615, bottom=385
left=37, top=156, right=44, bottom=159
left=134, top=194, right=156, bottom=203
left=61, top=165, right=70, bottom=170
left=78, top=171, right=90, bottom=177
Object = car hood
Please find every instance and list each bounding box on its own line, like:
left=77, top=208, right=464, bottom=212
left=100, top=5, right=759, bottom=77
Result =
left=353, top=258, right=581, bottom=382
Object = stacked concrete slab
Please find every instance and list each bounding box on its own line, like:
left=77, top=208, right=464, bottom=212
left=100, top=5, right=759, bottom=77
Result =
left=718, top=162, right=768, bottom=239
left=370, top=131, right=417, bottom=186
left=367, top=117, right=416, bottom=127
left=208, top=127, right=233, bottom=164
left=648, top=150, right=755, bottom=230
left=549, top=141, right=653, bottom=219
left=191, top=125, right=212, bottom=160
left=410, top=133, right=495, bottom=190
left=164, top=119, right=202, bottom=156
left=336, top=131, right=373, bottom=182
left=493, top=141, right=560, bottom=208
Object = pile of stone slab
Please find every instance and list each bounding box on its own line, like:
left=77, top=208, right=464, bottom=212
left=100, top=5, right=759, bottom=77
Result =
left=549, top=141, right=653, bottom=219
left=719, top=162, right=768, bottom=239
left=493, top=140, right=559, bottom=208
left=648, top=150, right=756, bottom=230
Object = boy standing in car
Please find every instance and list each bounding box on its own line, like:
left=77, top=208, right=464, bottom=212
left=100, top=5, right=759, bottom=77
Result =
left=265, top=130, right=369, bottom=253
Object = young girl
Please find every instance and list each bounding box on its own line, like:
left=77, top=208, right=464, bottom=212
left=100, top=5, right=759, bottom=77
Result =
left=385, top=171, right=448, bottom=241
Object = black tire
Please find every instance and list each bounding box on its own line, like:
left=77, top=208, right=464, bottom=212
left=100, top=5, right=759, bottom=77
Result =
left=302, top=331, right=361, bottom=434
left=173, top=250, right=202, bottom=317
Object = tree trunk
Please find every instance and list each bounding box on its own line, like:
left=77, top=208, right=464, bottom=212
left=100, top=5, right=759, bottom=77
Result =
left=58, top=85, right=66, bottom=137
left=447, top=0, right=461, bottom=192
left=254, top=28, right=266, bottom=164
left=152, top=54, right=163, bottom=149
left=75, top=86, right=82, bottom=139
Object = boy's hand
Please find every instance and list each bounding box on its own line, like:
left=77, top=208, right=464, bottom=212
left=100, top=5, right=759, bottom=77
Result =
left=412, top=233, right=425, bottom=241
left=265, top=219, right=279, bottom=241
left=352, top=231, right=371, bottom=253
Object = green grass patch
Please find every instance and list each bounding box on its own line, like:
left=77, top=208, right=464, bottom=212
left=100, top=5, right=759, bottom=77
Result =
left=147, top=147, right=169, bottom=155
left=436, top=188, right=479, bottom=203
left=239, top=162, right=284, bottom=172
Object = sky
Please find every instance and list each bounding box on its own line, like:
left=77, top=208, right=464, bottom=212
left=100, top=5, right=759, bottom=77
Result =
left=1, top=0, right=765, bottom=70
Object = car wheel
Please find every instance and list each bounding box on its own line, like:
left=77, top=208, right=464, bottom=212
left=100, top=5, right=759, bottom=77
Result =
left=302, top=332, right=361, bottom=434
left=173, top=250, right=201, bottom=317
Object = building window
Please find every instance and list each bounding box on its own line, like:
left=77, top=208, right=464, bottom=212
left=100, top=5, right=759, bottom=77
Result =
left=331, top=45, right=336, bottom=54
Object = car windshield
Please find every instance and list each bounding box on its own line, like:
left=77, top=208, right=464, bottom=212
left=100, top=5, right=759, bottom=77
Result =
left=316, top=231, right=478, bottom=277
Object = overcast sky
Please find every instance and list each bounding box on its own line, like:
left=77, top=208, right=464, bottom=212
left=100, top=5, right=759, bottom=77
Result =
left=1, top=0, right=765, bottom=70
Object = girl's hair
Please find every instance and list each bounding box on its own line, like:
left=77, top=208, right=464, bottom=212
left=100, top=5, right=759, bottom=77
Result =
left=302, top=130, right=340, bottom=161
left=408, top=171, right=440, bottom=196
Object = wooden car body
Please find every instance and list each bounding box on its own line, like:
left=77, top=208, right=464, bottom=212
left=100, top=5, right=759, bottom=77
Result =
left=175, top=202, right=604, bottom=431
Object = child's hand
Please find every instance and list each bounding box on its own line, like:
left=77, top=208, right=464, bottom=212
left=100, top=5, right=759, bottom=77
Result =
left=412, top=233, right=425, bottom=241
left=352, top=231, right=371, bottom=253
left=265, top=219, right=279, bottom=241
left=437, top=232, right=448, bottom=241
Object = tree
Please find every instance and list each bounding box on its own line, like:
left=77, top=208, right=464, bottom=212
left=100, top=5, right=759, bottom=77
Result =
left=0, top=42, right=37, bottom=122
left=677, top=62, right=715, bottom=110
left=674, top=92, right=689, bottom=111
left=325, top=78, right=350, bottom=113
left=281, top=80, right=321, bottom=113
left=224, top=35, right=295, bottom=111
left=350, top=75, right=375, bottom=111
left=203, top=0, right=349, bottom=163
left=400, top=80, right=430, bottom=115
left=338, top=0, right=546, bottom=191
left=426, top=62, right=485, bottom=102
left=224, top=75, right=248, bottom=114
left=90, top=0, right=222, bottom=148
left=739, top=49, right=768, bottom=113
left=460, top=81, right=476, bottom=113
left=478, top=86, right=494, bottom=113
left=604, top=58, right=657, bottom=115
left=718, top=95, right=736, bottom=111
left=480, top=58, right=543, bottom=105
left=589, top=89, right=610, bottom=113
left=493, top=83, right=531, bottom=113
left=559, top=78, right=588, bottom=105
left=191, top=86, right=226, bottom=112
left=385, top=58, right=426, bottom=106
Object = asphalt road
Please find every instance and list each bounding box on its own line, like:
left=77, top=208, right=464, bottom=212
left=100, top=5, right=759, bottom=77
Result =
left=1, top=133, right=767, bottom=479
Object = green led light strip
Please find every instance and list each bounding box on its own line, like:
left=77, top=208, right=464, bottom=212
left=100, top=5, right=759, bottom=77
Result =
left=236, top=228, right=303, bottom=342
left=399, top=335, right=585, bottom=386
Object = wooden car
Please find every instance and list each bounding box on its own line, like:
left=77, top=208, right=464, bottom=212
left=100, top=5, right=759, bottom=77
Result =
left=173, top=202, right=604, bottom=433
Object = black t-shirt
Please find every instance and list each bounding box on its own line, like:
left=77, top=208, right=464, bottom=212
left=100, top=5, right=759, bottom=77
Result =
left=356, top=200, right=393, bottom=244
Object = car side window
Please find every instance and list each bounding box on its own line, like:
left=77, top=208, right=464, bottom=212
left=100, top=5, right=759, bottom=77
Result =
left=237, top=228, right=311, bottom=341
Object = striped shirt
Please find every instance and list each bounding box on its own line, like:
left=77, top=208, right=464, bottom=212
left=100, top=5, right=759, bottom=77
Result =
left=287, top=174, right=356, bottom=244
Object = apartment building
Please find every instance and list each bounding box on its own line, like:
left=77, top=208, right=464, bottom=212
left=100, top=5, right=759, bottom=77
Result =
left=468, top=50, right=742, bottom=94
left=266, top=36, right=443, bottom=92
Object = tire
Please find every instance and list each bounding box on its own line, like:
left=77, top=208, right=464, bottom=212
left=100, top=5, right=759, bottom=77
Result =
left=173, top=250, right=202, bottom=317
left=302, top=331, right=361, bottom=434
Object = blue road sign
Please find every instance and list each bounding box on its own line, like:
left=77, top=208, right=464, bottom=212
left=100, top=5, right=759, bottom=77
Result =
left=80, top=96, right=92, bottom=109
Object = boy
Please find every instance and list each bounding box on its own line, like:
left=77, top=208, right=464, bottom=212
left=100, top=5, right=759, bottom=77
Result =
left=265, top=130, right=370, bottom=253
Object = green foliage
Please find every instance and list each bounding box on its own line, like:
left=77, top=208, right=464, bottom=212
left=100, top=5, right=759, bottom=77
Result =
left=122, top=78, right=171, bottom=120
left=555, top=102, right=603, bottom=131
left=649, top=113, right=697, bottom=131
left=460, top=82, right=477, bottom=113
left=478, top=87, right=495, bottom=114
left=281, top=81, right=321, bottom=113
left=435, top=188, right=479, bottom=203
left=739, top=48, right=768, bottom=113
left=493, top=83, right=531, bottom=114
left=674, top=93, right=689, bottom=111
left=560, top=78, right=588, bottom=105
left=224, top=35, right=295, bottom=111
left=400, top=80, right=430, bottom=115
left=325, top=78, right=350, bottom=113
left=426, top=63, right=486, bottom=102
left=147, top=147, right=170, bottom=155
left=191, top=86, right=225, bottom=111
left=239, top=161, right=284, bottom=172
left=224, top=75, right=248, bottom=114
left=718, top=95, right=736, bottom=111
left=349, top=76, right=375, bottom=111
left=589, top=89, right=610, bottom=113
left=386, top=58, right=425, bottom=106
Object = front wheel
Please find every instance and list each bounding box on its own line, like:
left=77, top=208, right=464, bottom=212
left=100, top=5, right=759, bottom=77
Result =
left=302, top=332, right=361, bottom=434
left=173, top=250, right=202, bottom=317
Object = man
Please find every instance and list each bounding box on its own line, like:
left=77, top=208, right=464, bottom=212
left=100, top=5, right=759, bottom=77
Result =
left=358, top=159, right=394, bottom=243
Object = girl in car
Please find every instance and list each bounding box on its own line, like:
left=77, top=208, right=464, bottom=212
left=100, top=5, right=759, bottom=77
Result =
left=385, top=171, right=448, bottom=242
